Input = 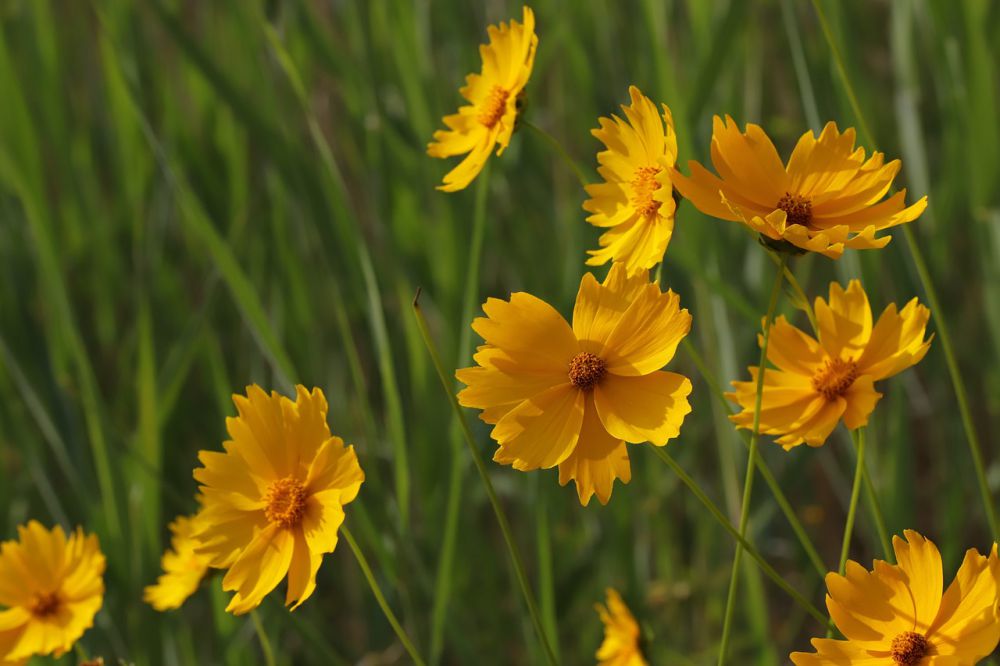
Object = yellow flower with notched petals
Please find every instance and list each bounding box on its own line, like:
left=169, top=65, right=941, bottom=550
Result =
left=144, top=513, right=212, bottom=611
left=672, top=117, right=927, bottom=258
left=584, top=86, right=678, bottom=272
left=0, top=522, right=104, bottom=663
left=193, top=385, right=364, bottom=615
left=595, top=588, right=648, bottom=666
left=728, top=280, right=931, bottom=449
left=791, top=531, right=1000, bottom=665
left=427, top=6, right=537, bottom=192
left=457, top=263, right=692, bottom=505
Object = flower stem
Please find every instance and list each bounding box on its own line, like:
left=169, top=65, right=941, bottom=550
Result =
left=718, top=253, right=788, bottom=664
left=251, top=609, right=277, bottom=666
left=856, top=431, right=893, bottom=561
left=838, top=428, right=866, bottom=574
left=342, top=525, right=426, bottom=666
left=412, top=292, right=560, bottom=665
left=522, top=119, right=590, bottom=191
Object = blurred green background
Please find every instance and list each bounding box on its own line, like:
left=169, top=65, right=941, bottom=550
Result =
left=1, top=0, right=998, bottom=663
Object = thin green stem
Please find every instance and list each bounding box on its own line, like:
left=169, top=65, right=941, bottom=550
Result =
left=522, top=119, right=590, bottom=191
left=413, top=292, right=559, bottom=665
left=838, top=428, right=866, bottom=574
left=650, top=447, right=830, bottom=627
left=251, top=609, right=277, bottom=666
left=719, top=254, right=788, bottom=664
left=342, top=526, right=426, bottom=666
left=767, top=252, right=818, bottom=333
left=855, top=431, right=893, bottom=561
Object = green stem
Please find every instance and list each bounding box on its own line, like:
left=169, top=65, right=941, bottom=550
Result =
left=718, top=253, right=788, bottom=664
left=251, top=609, right=277, bottom=666
left=838, top=428, right=866, bottom=574
left=342, top=526, right=426, bottom=666
left=522, top=119, right=590, bottom=191
left=412, top=293, right=560, bottom=665
left=855, top=431, right=893, bottom=561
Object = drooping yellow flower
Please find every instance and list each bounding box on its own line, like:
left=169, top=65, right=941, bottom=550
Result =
left=672, top=117, right=927, bottom=258
left=0, top=522, right=105, bottom=663
left=193, top=385, right=364, bottom=615
left=595, top=588, right=647, bottom=666
left=144, top=513, right=212, bottom=611
left=728, top=280, right=931, bottom=449
left=584, top=86, right=678, bottom=272
left=457, top=263, right=692, bottom=505
left=427, top=6, right=537, bottom=192
left=791, top=531, right=1000, bottom=665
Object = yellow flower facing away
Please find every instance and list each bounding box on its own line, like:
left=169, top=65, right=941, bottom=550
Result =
left=0, top=521, right=105, bottom=663
left=427, top=6, right=537, bottom=192
left=671, top=117, right=927, bottom=258
left=728, top=280, right=931, bottom=449
left=457, top=262, right=693, bottom=506
left=584, top=86, right=678, bottom=272
left=144, top=513, right=212, bottom=612
left=193, top=385, right=365, bottom=615
left=791, top=531, right=1000, bottom=665
left=595, top=588, right=647, bottom=666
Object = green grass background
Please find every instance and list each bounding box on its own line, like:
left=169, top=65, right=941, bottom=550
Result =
left=1, top=0, right=998, bottom=663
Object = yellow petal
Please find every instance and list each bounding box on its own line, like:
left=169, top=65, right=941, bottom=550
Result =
left=222, top=525, right=294, bottom=615
left=927, top=547, right=1000, bottom=659
left=601, top=285, right=691, bottom=376
left=572, top=264, right=648, bottom=356
left=473, top=292, right=579, bottom=373
left=893, top=531, right=943, bottom=633
left=284, top=529, right=321, bottom=611
left=826, top=559, right=917, bottom=648
left=815, top=281, right=873, bottom=358
left=557, top=394, right=629, bottom=506
left=789, top=637, right=886, bottom=665
left=594, top=371, right=691, bottom=445
left=856, top=299, right=932, bottom=380
left=492, top=383, right=584, bottom=470
left=841, top=375, right=882, bottom=431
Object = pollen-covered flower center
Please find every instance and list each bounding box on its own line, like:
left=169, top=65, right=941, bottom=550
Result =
left=568, top=352, right=607, bottom=390
left=890, top=631, right=929, bottom=665
left=479, top=85, right=510, bottom=128
left=777, top=192, right=812, bottom=227
left=264, top=477, right=309, bottom=528
left=631, top=166, right=663, bottom=218
left=30, top=591, right=61, bottom=618
left=812, top=357, right=858, bottom=400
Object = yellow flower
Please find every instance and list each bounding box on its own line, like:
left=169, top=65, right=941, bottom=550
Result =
left=728, top=280, right=931, bottom=449
left=791, top=531, right=1000, bottom=665
left=584, top=86, right=678, bottom=272
left=427, top=6, right=537, bottom=192
left=193, top=385, right=364, bottom=615
left=0, top=522, right=105, bottom=662
left=672, top=117, right=927, bottom=258
left=144, top=513, right=212, bottom=611
left=595, top=588, right=647, bottom=666
left=457, top=263, right=692, bottom=505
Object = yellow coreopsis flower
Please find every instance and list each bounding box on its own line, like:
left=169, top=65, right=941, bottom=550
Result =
left=791, top=531, right=1000, bottom=665
left=457, top=263, right=693, bottom=505
left=193, top=385, right=364, bottom=615
left=595, top=588, right=648, bottom=666
left=0, top=522, right=105, bottom=663
left=427, top=6, right=537, bottom=192
left=728, top=280, right=931, bottom=449
left=672, top=117, right=927, bottom=258
left=584, top=86, right=678, bottom=272
left=144, top=513, right=212, bottom=611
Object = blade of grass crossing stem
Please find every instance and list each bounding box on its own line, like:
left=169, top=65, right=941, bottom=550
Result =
left=537, top=482, right=559, bottom=661
left=413, top=291, right=559, bottom=665
left=838, top=428, right=866, bottom=575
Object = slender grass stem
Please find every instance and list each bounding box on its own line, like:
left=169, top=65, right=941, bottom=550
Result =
left=718, top=253, right=788, bottom=664
left=342, top=526, right=426, bottom=666
left=522, top=120, right=590, bottom=191
left=412, top=292, right=560, bottom=665
left=809, top=0, right=998, bottom=540
left=855, top=432, right=893, bottom=561
left=838, top=428, right=866, bottom=574
left=251, top=610, right=277, bottom=666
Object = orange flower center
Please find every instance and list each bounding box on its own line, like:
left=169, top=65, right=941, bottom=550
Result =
left=631, top=166, right=663, bottom=218
left=479, top=85, right=510, bottom=128
left=264, top=477, right=308, bottom=528
left=30, top=591, right=61, bottom=618
left=777, top=192, right=812, bottom=227
left=812, top=357, right=858, bottom=400
left=569, top=352, right=607, bottom=390
left=890, top=631, right=929, bottom=665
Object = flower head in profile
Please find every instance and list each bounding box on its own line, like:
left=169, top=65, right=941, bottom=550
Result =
left=672, top=117, right=927, bottom=258
left=728, top=281, right=931, bottom=448
left=193, top=385, right=364, bottom=615
left=457, top=263, right=692, bottom=505
left=584, top=86, right=678, bottom=272
left=0, top=522, right=105, bottom=663
left=427, top=6, right=537, bottom=192
left=144, top=512, right=212, bottom=611
left=792, top=531, right=1000, bottom=665
left=595, top=588, right=648, bottom=666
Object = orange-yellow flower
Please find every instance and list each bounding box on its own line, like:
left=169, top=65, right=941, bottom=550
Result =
left=457, top=263, right=692, bottom=505
left=427, top=6, right=537, bottom=192
left=144, top=513, right=211, bottom=611
left=193, top=385, right=364, bottom=614
left=595, top=588, right=648, bottom=666
left=584, top=86, right=677, bottom=272
left=791, top=531, right=1000, bottom=665
left=672, top=117, right=927, bottom=258
left=728, top=281, right=931, bottom=448
left=0, top=522, right=104, bottom=663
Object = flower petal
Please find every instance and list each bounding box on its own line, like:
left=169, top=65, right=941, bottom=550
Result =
left=816, top=281, right=873, bottom=359
left=926, top=546, right=1000, bottom=659
left=572, top=264, right=648, bottom=356
left=601, top=285, right=691, bottom=376
left=594, top=371, right=692, bottom=445
left=893, top=530, right=944, bottom=633
left=557, top=394, right=629, bottom=506
left=492, top=383, right=585, bottom=470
